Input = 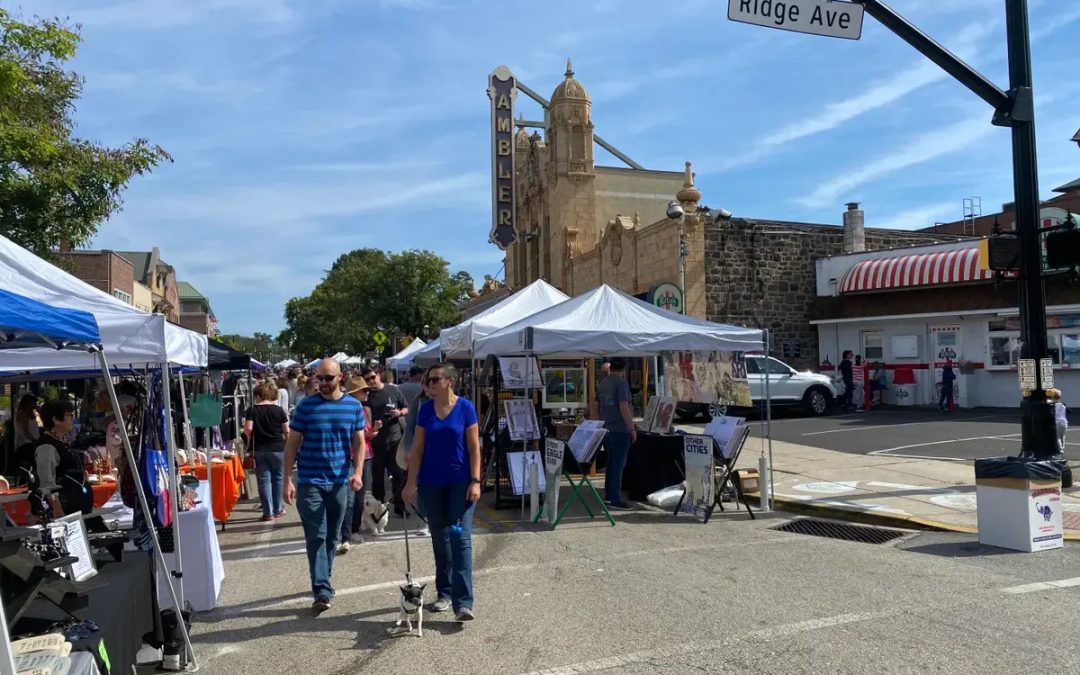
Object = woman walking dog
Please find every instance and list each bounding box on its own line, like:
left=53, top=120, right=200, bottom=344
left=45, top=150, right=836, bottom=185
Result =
left=402, top=363, right=481, bottom=622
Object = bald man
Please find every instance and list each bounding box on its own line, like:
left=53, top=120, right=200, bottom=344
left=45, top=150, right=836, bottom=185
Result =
left=284, top=359, right=365, bottom=614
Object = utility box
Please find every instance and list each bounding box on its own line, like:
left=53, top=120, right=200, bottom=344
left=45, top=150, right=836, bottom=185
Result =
left=975, top=457, right=1063, bottom=552
left=892, top=367, right=917, bottom=407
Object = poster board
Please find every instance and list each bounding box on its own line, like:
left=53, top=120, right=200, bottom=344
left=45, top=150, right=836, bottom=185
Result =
left=647, top=396, right=677, bottom=434
left=503, top=399, right=540, bottom=441
left=541, top=368, right=587, bottom=409
left=703, top=415, right=747, bottom=459
left=544, top=438, right=565, bottom=475
left=567, top=424, right=607, bottom=464
left=56, top=513, right=97, bottom=582
left=680, top=434, right=715, bottom=519
left=661, top=351, right=752, bottom=407
left=500, top=357, right=543, bottom=390
left=640, top=396, right=660, bottom=431
left=506, top=450, right=546, bottom=496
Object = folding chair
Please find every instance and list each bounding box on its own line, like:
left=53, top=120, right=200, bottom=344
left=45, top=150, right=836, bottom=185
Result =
left=711, top=425, right=755, bottom=522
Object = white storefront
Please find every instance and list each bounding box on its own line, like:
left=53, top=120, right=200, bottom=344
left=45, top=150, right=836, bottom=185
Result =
left=814, top=239, right=1080, bottom=408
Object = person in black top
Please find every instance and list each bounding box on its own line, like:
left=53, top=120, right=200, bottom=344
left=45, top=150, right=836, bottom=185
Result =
left=362, top=366, right=409, bottom=516
left=839, top=350, right=855, bottom=411
left=34, top=399, right=92, bottom=516
left=245, top=381, right=290, bottom=521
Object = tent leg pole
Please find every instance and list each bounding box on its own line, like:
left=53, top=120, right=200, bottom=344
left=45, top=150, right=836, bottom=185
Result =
left=98, top=351, right=198, bottom=671
left=160, top=363, right=188, bottom=622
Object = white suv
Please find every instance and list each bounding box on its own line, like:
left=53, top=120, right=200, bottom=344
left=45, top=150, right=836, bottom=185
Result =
left=676, top=355, right=838, bottom=420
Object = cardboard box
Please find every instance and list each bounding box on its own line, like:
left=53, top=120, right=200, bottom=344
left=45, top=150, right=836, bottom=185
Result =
left=736, top=469, right=760, bottom=494
left=975, top=477, right=1063, bottom=552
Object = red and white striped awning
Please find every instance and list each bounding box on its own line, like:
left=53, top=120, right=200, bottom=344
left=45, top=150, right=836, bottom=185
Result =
left=839, top=247, right=994, bottom=293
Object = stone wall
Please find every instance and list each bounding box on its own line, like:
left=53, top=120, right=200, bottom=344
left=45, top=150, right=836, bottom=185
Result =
left=704, top=220, right=968, bottom=371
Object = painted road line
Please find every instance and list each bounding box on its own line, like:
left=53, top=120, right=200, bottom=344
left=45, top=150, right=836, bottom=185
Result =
left=802, top=414, right=1002, bottom=436
left=1001, top=577, right=1080, bottom=594
left=867, top=435, right=1021, bottom=457
left=518, top=611, right=885, bottom=675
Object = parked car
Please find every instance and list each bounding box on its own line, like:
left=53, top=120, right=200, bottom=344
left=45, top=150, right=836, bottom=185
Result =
left=675, top=355, right=838, bottom=420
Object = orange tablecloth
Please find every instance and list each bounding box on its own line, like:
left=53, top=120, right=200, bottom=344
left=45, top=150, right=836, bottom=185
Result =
left=92, top=482, right=117, bottom=509
left=179, top=454, right=245, bottom=522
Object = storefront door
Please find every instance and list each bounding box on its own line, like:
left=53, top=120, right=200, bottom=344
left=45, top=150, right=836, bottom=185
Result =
left=931, top=325, right=965, bottom=407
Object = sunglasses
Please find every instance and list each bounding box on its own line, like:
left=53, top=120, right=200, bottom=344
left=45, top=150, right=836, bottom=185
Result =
left=363, top=375, right=376, bottom=382
left=316, top=375, right=338, bottom=382
left=425, top=376, right=446, bottom=385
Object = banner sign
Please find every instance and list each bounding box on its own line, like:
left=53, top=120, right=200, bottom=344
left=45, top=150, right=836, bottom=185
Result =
left=545, top=438, right=565, bottom=475
left=500, top=356, right=542, bottom=389
left=662, top=351, right=752, bottom=407
left=487, top=65, right=517, bottom=250
left=681, top=434, right=715, bottom=519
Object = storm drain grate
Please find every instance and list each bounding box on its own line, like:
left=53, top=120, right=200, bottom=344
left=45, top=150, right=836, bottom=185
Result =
left=771, top=518, right=908, bottom=545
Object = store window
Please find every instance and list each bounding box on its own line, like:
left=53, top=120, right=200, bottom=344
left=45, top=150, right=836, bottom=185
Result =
left=989, top=336, right=1021, bottom=368
left=1061, top=334, right=1080, bottom=367
left=988, top=315, right=1072, bottom=369
left=862, top=332, right=884, bottom=361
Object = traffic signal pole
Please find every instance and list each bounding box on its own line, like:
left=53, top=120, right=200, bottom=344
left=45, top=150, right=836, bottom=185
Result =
left=856, top=0, right=1058, bottom=458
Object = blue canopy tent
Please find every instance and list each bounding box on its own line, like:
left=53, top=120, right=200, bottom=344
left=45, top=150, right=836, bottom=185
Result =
left=0, top=289, right=196, bottom=670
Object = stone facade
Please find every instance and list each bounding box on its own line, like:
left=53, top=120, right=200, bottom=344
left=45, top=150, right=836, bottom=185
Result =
left=704, top=220, right=968, bottom=370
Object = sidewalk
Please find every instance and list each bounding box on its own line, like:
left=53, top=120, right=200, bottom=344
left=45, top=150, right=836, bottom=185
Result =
left=733, top=437, right=1080, bottom=538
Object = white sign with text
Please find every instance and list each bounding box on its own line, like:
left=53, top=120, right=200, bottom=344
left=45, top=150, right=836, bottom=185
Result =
left=728, top=0, right=865, bottom=40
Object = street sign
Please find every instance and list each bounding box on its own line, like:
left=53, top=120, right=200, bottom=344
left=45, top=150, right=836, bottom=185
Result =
left=728, top=0, right=864, bottom=40
left=373, top=331, right=388, bottom=348
left=1040, top=358, right=1054, bottom=390
left=1019, top=358, right=1037, bottom=391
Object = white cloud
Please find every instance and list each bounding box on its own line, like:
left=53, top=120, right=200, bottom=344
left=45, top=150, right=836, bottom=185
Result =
left=725, top=19, right=997, bottom=169
left=796, top=115, right=998, bottom=209
left=867, top=202, right=959, bottom=231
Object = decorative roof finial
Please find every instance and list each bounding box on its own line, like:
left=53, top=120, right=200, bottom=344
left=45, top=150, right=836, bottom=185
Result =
left=565, top=58, right=574, bottom=79
left=676, top=161, right=701, bottom=206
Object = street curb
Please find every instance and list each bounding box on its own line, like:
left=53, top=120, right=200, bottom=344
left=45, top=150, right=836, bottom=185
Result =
left=771, top=497, right=1080, bottom=540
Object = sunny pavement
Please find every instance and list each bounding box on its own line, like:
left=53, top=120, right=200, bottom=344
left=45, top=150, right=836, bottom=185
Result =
left=191, top=496, right=1080, bottom=674
left=683, top=407, right=1080, bottom=534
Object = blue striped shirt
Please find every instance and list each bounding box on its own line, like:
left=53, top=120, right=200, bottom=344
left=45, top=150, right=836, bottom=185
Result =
left=289, top=393, right=365, bottom=486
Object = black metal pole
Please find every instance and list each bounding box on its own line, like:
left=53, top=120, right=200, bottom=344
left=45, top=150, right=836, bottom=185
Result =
left=1005, top=0, right=1058, bottom=458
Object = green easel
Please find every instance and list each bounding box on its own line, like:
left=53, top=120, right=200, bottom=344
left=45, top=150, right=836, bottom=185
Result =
left=534, top=435, right=614, bottom=528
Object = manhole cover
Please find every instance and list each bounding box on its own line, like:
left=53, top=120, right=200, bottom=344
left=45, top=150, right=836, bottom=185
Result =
left=771, top=518, right=910, bottom=544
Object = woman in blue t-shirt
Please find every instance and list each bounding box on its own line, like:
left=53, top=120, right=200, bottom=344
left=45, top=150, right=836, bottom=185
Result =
left=403, top=363, right=481, bottom=623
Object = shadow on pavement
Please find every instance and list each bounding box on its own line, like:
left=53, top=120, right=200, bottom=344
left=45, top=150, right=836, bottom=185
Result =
left=901, top=539, right=1023, bottom=558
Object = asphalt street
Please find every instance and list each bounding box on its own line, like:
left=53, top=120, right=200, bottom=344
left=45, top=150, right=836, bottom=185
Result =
left=745, top=407, right=1080, bottom=462
left=191, top=498, right=1080, bottom=674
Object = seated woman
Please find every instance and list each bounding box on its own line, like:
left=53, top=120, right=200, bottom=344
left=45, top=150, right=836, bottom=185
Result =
left=869, top=363, right=889, bottom=406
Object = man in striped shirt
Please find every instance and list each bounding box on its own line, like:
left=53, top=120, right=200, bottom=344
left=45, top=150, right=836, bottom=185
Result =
left=284, top=358, right=365, bottom=614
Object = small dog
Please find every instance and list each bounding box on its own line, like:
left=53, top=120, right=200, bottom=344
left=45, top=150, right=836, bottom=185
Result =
left=361, top=494, right=390, bottom=535
left=393, top=578, right=426, bottom=637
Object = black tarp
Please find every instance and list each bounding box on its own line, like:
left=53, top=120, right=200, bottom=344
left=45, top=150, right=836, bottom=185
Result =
left=206, top=338, right=251, bottom=371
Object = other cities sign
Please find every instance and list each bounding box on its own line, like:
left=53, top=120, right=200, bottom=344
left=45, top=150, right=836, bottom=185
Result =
left=487, top=66, right=517, bottom=250
left=728, top=0, right=864, bottom=40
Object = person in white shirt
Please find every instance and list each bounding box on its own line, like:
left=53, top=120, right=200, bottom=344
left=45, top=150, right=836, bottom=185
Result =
left=1050, top=388, right=1068, bottom=453
left=276, top=376, right=291, bottom=419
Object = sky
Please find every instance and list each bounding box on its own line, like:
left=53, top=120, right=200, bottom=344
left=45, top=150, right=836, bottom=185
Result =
left=14, top=0, right=1080, bottom=336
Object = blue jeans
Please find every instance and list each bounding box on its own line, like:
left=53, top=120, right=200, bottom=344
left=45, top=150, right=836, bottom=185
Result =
left=341, top=458, right=373, bottom=542
left=296, top=482, right=349, bottom=600
left=418, top=482, right=475, bottom=611
left=255, top=450, right=285, bottom=517
left=604, top=431, right=632, bottom=504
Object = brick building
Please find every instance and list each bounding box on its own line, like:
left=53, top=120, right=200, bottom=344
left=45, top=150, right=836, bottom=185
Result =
left=919, top=177, right=1080, bottom=237
left=119, top=248, right=180, bottom=323
left=55, top=248, right=136, bottom=306
left=177, top=281, right=218, bottom=337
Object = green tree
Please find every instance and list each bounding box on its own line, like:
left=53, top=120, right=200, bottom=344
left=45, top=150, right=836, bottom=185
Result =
left=278, top=248, right=474, bottom=357
left=0, top=9, right=171, bottom=256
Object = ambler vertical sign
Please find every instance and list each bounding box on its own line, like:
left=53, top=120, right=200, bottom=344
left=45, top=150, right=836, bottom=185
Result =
left=488, top=66, right=517, bottom=250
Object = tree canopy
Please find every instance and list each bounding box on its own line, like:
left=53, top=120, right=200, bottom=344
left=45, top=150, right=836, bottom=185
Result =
left=278, top=248, right=474, bottom=357
left=0, top=9, right=170, bottom=256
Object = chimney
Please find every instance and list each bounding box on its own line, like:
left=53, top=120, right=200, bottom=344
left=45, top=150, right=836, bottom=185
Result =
left=843, top=202, right=865, bottom=253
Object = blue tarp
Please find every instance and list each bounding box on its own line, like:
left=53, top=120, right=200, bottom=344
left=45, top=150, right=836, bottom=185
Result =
left=0, top=288, right=101, bottom=349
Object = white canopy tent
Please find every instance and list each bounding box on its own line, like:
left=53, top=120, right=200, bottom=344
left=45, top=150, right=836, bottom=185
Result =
left=330, top=352, right=350, bottom=364
left=473, top=284, right=765, bottom=358
left=344, top=355, right=366, bottom=366
left=409, top=337, right=442, bottom=368
left=0, top=234, right=207, bottom=373
left=440, top=279, right=569, bottom=358
left=386, top=337, right=427, bottom=368
left=275, top=358, right=299, bottom=368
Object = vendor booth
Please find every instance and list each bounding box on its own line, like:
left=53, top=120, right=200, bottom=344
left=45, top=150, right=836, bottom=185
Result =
left=0, top=288, right=198, bottom=673
left=472, top=284, right=769, bottom=517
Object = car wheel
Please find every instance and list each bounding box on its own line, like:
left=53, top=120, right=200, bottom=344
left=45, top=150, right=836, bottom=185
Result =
left=803, top=387, right=831, bottom=416
left=708, top=403, right=727, bottom=419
